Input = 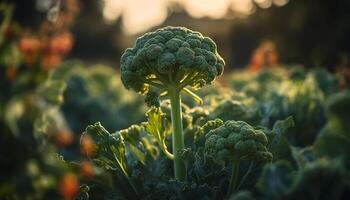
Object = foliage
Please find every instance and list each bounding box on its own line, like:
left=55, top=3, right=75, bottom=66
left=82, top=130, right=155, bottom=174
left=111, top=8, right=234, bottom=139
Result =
left=0, top=3, right=81, bottom=199
left=75, top=64, right=349, bottom=200
left=52, top=62, right=146, bottom=133
left=228, top=68, right=337, bottom=146
left=314, top=91, right=350, bottom=169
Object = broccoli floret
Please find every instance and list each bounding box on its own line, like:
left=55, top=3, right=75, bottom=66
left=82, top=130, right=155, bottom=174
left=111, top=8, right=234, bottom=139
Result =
left=205, top=120, right=272, bottom=163
left=204, top=120, right=272, bottom=197
left=120, top=26, right=225, bottom=181
left=120, top=26, right=224, bottom=94
left=145, top=90, right=161, bottom=108
left=202, top=118, right=224, bottom=136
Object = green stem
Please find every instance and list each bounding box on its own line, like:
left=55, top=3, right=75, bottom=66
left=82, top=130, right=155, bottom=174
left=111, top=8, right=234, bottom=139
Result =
left=156, top=129, right=174, bottom=160
left=161, top=142, right=174, bottom=160
left=169, top=88, right=186, bottom=181
left=237, top=162, right=253, bottom=190
left=182, top=88, right=203, bottom=105
left=179, top=72, right=199, bottom=88
left=227, top=160, right=240, bottom=199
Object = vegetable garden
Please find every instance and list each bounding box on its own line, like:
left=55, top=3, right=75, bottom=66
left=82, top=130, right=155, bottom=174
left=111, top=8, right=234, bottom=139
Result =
left=1, top=1, right=350, bottom=200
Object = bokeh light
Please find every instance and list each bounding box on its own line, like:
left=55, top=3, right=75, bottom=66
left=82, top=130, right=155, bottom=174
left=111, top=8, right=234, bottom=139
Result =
left=101, top=0, right=290, bottom=35
left=273, top=0, right=289, bottom=7
left=230, top=0, right=255, bottom=15
left=254, top=0, right=272, bottom=9
left=183, top=0, right=231, bottom=19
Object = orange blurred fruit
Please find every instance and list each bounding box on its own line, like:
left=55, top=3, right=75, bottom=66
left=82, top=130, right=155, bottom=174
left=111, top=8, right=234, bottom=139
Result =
left=55, top=32, right=73, bottom=55
left=80, top=135, right=94, bottom=157
left=54, top=130, right=74, bottom=147
left=80, top=160, right=94, bottom=179
left=58, top=173, right=79, bottom=200
left=18, top=35, right=40, bottom=54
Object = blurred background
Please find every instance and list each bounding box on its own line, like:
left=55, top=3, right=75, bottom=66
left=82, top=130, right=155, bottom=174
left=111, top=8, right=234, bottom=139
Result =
left=9, top=0, right=350, bottom=69
left=1, top=0, right=350, bottom=199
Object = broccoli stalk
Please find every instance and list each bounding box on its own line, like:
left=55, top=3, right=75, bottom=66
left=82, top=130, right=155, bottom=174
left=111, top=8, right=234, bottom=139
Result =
left=205, top=120, right=273, bottom=198
left=120, top=26, right=225, bottom=181
left=168, top=87, right=186, bottom=179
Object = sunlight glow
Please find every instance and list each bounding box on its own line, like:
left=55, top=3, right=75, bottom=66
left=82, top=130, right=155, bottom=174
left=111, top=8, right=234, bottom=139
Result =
left=103, top=0, right=167, bottom=34
left=183, top=0, right=231, bottom=19
left=102, top=0, right=124, bottom=22
left=254, top=0, right=272, bottom=9
left=122, top=0, right=167, bottom=34
left=102, top=0, right=290, bottom=35
left=273, top=0, right=289, bottom=7
left=230, top=0, right=255, bottom=14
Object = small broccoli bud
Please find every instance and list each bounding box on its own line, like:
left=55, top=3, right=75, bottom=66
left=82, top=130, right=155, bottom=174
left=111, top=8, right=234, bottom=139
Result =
left=205, top=120, right=272, bottom=163
left=145, top=90, right=160, bottom=108
left=192, top=118, right=224, bottom=148
left=201, top=118, right=224, bottom=135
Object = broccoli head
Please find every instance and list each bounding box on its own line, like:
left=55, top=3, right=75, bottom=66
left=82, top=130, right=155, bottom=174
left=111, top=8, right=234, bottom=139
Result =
left=120, top=26, right=225, bottom=94
left=205, top=120, right=272, bottom=163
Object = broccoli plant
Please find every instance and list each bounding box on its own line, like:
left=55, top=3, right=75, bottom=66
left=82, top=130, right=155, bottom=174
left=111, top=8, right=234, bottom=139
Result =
left=120, top=26, right=225, bottom=181
left=314, top=91, right=350, bottom=169
left=204, top=120, right=272, bottom=198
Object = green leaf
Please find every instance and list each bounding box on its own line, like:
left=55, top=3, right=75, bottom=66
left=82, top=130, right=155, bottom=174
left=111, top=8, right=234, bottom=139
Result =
left=142, top=107, right=173, bottom=159
left=83, top=122, right=129, bottom=177
left=143, top=108, right=170, bottom=140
